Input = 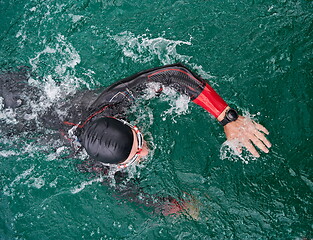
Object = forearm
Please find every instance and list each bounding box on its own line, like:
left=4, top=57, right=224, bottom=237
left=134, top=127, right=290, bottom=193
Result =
left=192, top=83, right=228, bottom=119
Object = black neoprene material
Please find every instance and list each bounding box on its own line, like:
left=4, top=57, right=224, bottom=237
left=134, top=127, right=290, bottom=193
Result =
left=84, top=63, right=206, bottom=120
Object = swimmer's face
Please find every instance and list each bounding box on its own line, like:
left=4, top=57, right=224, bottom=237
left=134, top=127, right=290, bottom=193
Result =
left=120, top=128, right=149, bottom=166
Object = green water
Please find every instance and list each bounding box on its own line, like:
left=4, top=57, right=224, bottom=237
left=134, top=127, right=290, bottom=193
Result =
left=0, top=0, right=312, bottom=239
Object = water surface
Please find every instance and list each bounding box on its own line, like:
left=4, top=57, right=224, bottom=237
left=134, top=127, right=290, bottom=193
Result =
left=0, top=0, right=312, bottom=239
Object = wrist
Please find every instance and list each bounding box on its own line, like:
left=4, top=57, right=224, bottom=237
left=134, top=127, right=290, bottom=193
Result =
left=218, top=107, right=239, bottom=126
left=217, top=106, right=230, bottom=122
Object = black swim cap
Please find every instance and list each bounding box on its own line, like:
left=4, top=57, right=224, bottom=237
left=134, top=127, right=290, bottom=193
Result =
left=79, top=117, right=134, bottom=164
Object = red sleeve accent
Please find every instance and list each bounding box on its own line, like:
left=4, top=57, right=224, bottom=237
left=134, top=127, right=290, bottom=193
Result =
left=192, top=83, right=228, bottom=118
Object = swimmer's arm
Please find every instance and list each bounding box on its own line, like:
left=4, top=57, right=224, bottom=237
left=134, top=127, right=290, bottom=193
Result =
left=93, top=63, right=226, bottom=113
left=94, top=64, right=271, bottom=157
left=217, top=107, right=272, bottom=157
left=136, top=64, right=272, bottom=157
left=179, top=67, right=271, bottom=157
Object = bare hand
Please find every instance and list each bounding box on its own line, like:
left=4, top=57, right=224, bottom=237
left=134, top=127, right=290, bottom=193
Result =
left=223, top=116, right=271, bottom=157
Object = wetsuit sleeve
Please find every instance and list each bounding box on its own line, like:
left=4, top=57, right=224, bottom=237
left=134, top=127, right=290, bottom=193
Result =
left=145, top=64, right=228, bottom=118
left=88, top=63, right=228, bottom=119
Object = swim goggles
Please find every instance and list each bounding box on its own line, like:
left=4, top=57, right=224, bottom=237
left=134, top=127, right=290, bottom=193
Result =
left=100, top=118, right=143, bottom=169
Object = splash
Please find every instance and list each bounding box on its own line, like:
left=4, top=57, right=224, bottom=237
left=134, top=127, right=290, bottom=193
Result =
left=219, top=139, right=257, bottom=164
left=68, top=14, right=84, bottom=23
left=29, top=34, right=83, bottom=93
left=46, top=146, right=70, bottom=161
left=136, top=83, right=191, bottom=123
left=0, top=150, right=17, bottom=157
left=0, top=34, right=88, bottom=132
left=0, top=103, right=18, bottom=124
left=110, top=31, right=192, bottom=65
left=70, top=176, right=104, bottom=194
left=160, top=87, right=190, bottom=122
left=26, top=176, right=46, bottom=189
left=3, top=165, right=35, bottom=197
left=109, top=31, right=216, bottom=81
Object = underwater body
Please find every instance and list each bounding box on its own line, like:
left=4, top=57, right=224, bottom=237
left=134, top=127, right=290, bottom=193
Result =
left=0, top=0, right=312, bottom=239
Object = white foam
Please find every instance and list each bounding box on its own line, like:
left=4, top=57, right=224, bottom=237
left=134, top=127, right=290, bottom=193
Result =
left=219, top=139, right=254, bottom=164
left=70, top=176, right=104, bottom=194
left=0, top=107, right=18, bottom=124
left=29, top=47, right=56, bottom=71
left=54, top=35, right=81, bottom=75
left=29, top=34, right=81, bottom=91
left=189, top=64, right=215, bottom=81
left=162, top=94, right=190, bottom=122
left=49, top=177, right=58, bottom=188
left=44, top=75, right=60, bottom=101
left=46, top=153, right=57, bottom=161
left=0, top=97, right=19, bottom=124
left=110, top=30, right=216, bottom=81
left=142, top=83, right=191, bottom=117
left=3, top=165, right=35, bottom=196
left=18, top=34, right=88, bottom=126
left=0, top=150, right=17, bottom=157
left=158, top=86, right=190, bottom=122
left=68, top=14, right=84, bottom=23
left=143, top=82, right=163, bottom=100
left=0, top=97, right=3, bottom=110
left=111, top=31, right=192, bottom=65
left=11, top=165, right=35, bottom=181
left=27, top=176, right=45, bottom=189
left=46, top=146, right=68, bottom=161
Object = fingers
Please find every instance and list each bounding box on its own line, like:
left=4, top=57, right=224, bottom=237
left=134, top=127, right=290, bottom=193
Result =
left=245, top=121, right=271, bottom=155
left=239, top=129, right=271, bottom=157
left=247, top=132, right=269, bottom=154
left=253, top=130, right=272, bottom=149
left=241, top=138, right=260, bottom=158
left=253, top=121, right=270, bottom=135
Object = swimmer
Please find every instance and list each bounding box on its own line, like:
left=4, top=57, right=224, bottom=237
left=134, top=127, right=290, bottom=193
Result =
left=0, top=63, right=271, bottom=216
left=59, top=63, right=271, bottom=217
left=62, top=63, right=271, bottom=167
